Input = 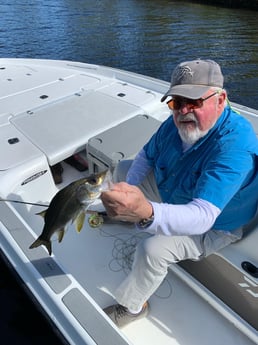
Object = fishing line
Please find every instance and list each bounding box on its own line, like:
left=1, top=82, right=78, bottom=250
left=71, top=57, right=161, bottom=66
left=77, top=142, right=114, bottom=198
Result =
left=97, top=227, right=146, bottom=274
left=97, top=226, right=173, bottom=299
left=0, top=198, right=49, bottom=207
left=0, top=198, right=108, bottom=211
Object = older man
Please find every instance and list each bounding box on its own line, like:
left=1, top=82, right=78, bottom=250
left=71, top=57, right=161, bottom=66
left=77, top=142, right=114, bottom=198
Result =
left=101, top=59, right=258, bottom=328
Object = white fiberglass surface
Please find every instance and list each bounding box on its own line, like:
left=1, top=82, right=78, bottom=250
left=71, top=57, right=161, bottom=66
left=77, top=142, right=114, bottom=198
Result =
left=21, top=164, right=255, bottom=345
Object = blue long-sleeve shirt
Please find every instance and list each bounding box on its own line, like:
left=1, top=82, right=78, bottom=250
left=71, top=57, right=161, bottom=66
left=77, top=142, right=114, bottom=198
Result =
left=127, top=106, right=258, bottom=234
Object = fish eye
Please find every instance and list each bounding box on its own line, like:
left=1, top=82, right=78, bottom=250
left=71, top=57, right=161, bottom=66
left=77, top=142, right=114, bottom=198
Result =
left=88, top=177, right=98, bottom=185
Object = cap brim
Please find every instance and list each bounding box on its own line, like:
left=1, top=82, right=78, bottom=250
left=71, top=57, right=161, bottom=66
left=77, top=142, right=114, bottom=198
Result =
left=161, top=84, right=211, bottom=102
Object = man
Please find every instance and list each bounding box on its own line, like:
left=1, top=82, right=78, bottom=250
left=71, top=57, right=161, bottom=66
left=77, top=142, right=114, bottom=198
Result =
left=101, top=59, right=258, bottom=328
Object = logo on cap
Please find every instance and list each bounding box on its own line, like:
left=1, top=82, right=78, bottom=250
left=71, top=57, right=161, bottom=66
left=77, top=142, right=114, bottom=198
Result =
left=173, top=65, right=194, bottom=83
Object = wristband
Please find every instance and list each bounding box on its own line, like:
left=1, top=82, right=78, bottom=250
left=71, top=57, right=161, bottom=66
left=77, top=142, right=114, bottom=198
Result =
left=138, top=211, right=154, bottom=228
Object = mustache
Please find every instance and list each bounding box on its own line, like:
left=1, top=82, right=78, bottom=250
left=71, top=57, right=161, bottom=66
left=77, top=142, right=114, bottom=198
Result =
left=177, top=113, right=197, bottom=123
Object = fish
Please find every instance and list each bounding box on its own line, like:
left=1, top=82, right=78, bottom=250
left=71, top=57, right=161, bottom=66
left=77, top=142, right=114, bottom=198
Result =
left=29, top=169, right=112, bottom=255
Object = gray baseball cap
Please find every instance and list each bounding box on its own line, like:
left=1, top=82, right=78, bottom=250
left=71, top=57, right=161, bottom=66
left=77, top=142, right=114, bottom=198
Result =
left=161, top=59, right=224, bottom=101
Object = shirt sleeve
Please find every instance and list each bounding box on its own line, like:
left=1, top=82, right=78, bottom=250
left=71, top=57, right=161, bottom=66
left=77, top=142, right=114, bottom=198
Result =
left=126, top=148, right=152, bottom=185
left=141, top=198, right=221, bottom=236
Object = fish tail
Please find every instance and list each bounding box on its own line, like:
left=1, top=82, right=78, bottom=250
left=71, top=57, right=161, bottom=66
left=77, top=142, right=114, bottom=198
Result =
left=29, top=237, right=52, bottom=256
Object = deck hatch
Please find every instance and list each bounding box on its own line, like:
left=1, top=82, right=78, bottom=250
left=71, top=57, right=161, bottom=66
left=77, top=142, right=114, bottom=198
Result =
left=0, top=202, right=71, bottom=293
left=62, top=288, right=129, bottom=345
left=11, top=91, right=141, bottom=165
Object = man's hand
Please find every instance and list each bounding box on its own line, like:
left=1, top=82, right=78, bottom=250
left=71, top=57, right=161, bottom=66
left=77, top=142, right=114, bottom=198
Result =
left=101, top=182, right=153, bottom=223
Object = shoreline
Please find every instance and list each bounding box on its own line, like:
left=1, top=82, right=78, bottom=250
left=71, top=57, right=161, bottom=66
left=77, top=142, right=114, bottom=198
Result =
left=176, top=0, right=258, bottom=10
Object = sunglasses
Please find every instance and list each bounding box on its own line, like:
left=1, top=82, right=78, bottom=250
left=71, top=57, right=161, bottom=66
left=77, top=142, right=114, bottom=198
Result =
left=167, top=92, right=218, bottom=111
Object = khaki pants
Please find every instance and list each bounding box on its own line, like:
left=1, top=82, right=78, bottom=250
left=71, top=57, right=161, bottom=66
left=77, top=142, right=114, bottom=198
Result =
left=113, top=160, right=243, bottom=312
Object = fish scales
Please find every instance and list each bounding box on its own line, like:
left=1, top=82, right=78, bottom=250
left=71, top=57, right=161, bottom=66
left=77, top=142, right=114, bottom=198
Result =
left=43, top=178, right=88, bottom=230
left=29, top=170, right=111, bottom=255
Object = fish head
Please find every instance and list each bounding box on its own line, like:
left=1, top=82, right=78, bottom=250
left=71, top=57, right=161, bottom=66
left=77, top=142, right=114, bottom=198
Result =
left=77, top=170, right=113, bottom=203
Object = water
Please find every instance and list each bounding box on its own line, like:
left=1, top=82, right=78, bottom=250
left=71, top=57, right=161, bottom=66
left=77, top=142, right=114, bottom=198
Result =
left=0, top=1, right=257, bottom=344
left=0, top=0, right=257, bottom=108
left=0, top=260, right=64, bottom=344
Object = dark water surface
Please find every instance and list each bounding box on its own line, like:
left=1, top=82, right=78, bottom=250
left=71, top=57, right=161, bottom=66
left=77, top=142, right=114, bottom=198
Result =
left=0, top=1, right=257, bottom=344
left=0, top=0, right=257, bottom=108
left=0, top=260, right=64, bottom=344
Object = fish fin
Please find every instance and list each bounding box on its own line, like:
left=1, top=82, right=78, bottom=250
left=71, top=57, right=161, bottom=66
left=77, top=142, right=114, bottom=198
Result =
left=58, top=228, right=65, bottom=243
left=75, top=212, right=86, bottom=233
left=29, top=238, right=52, bottom=256
left=35, top=209, right=47, bottom=218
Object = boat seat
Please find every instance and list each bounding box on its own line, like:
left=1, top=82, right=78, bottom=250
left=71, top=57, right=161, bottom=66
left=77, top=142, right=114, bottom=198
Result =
left=86, top=114, right=161, bottom=173
left=179, top=209, right=258, bottom=332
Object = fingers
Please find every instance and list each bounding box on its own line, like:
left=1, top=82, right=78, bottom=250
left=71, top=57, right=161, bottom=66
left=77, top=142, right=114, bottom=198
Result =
left=101, top=182, right=137, bottom=204
left=101, top=182, right=138, bottom=220
left=101, top=191, right=128, bottom=217
left=100, top=182, right=152, bottom=223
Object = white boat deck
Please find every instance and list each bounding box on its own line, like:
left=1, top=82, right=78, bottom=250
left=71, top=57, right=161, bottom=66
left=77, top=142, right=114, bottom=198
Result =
left=0, top=59, right=257, bottom=345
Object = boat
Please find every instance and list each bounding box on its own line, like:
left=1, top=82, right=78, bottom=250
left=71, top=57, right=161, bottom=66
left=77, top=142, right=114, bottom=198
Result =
left=0, top=58, right=257, bottom=345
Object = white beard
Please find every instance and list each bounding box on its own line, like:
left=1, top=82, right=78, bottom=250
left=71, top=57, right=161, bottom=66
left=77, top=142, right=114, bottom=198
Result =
left=178, top=125, right=209, bottom=145
left=176, top=112, right=210, bottom=145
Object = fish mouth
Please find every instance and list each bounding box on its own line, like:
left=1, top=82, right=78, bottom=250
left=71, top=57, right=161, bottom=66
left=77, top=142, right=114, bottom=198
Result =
left=85, top=190, right=102, bottom=200
left=100, top=170, right=113, bottom=191
left=84, top=170, right=113, bottom=196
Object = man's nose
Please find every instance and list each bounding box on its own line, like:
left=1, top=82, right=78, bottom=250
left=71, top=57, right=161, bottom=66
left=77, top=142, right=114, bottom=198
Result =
left=179, top=103, right=193, bottom=114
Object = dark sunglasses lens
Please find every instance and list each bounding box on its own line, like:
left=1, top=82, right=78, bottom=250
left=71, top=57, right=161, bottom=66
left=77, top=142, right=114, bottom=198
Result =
left=191, top=99, right=203, bottom=108
left=167, top=99, right=184, bottom=110
left=167, top=98, right=203, bottom=110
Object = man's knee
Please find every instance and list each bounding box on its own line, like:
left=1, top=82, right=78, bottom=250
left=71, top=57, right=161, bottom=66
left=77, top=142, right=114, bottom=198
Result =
left=136, top=234, right=202, bottom=269
left=135, top=236, right=173, bottom=271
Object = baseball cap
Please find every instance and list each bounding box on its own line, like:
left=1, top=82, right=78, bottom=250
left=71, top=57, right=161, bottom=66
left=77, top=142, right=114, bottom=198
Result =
left=161, top=59, right=224, bottom=101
